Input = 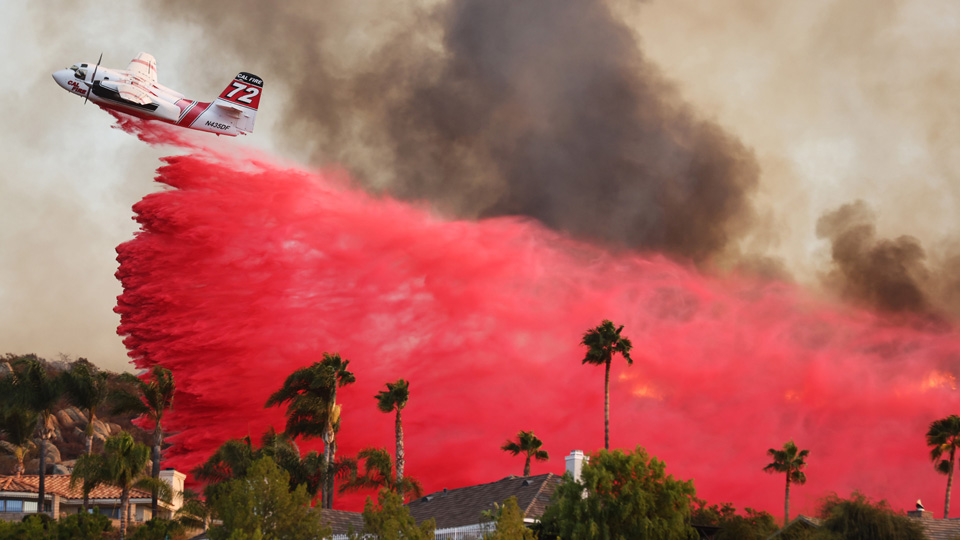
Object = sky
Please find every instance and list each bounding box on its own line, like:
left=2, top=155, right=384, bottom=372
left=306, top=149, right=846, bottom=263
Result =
left=4, top=0, right=960, bottom=517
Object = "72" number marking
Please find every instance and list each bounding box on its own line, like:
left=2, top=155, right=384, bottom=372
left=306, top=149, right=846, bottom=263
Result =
left=225, top=81, right=260, bottom=105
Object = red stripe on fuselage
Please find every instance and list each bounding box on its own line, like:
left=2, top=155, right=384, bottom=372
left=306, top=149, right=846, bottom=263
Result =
left=177, top=101, right=210, bottom=127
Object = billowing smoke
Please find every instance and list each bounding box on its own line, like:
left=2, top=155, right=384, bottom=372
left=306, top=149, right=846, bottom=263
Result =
left=116, top=119, right=960, bottom=515
left=817, top=201, right=930, bottom=314
left=815, top=200, right=960, bottom=318
left=145, top=0, right=759, bottom=263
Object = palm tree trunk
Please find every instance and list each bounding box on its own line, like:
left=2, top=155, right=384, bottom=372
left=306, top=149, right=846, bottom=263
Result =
left=396, top=408, right=404, bottom=493
left=120, top=489, right=130, bottom=540
left=14, top=449, right=24, bottom=479
left=784, top=474, right=791, bottom=527
left=323, top=386, right=338, bottom=510
left=84, top=411, right=95, bottom=513
left=604, top=360, right=611, bottom=451
left=523, top=455, right=531, bottom=477
left=152, top=426, right=162, bottom=517
left=85, top=409, right=96, bottom=455
left=946, top=452, right=955, bottom=519
left=37, top=434, right=46, bottom=514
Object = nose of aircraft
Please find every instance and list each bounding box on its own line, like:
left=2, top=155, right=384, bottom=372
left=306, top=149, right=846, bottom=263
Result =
left=52, top=69, right=71, bottom=91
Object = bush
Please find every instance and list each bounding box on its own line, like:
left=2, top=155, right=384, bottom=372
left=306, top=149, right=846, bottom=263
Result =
left=128, top=518, right=186, bottom=540
left=815, top=492, right=924, bottom=540
left=0, top=514, right=55, bottom=540
left=57, top=513, right=112, bottom=540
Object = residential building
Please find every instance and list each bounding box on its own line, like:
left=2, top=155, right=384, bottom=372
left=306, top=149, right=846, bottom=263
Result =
left=0, top=468, right=185, bottom=524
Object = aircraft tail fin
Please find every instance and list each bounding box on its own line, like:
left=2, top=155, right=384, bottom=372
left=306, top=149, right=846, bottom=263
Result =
left=214, top=72, right=263, bottom=134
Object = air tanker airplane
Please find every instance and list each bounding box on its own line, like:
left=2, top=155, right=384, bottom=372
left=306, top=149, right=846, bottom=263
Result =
left=52, top=52, right=262, bottom=137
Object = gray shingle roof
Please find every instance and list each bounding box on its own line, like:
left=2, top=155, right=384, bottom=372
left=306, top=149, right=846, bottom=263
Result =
left=406, top=473, right=562, bottom=529
left=920, top=517, right=960, bottom=540
left=321, top=508, right=365, bottom=535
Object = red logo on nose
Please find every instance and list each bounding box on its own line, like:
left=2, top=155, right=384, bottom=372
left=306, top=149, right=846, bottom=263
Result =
left=67, top=80, right=87, bottom=95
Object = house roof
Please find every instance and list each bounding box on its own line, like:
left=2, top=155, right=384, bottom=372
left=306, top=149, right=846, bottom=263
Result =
left=321, top=508, right=365, bottom=535
left=0, top=475, right=152, bottom=501
left=919, top=517, right=960, bottom=540
left=767, top=515, right=823, bottom=539
left=406, top=473, right=562, bottom=529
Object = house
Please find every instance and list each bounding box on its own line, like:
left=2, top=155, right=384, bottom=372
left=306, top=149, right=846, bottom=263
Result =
left=767, top=506, right=960, bottom=540
left=0, top=468, right=185, bottom=524
left=324, top=451, right=583, bottom=538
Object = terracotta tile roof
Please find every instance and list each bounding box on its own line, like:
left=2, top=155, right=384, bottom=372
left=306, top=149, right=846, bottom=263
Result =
left=0, top=475, right=151, bottom=500
left=406, top=473, right=562, bottom=529
left=920, top=517, right=960, bottom=540
left=321, top=508, right=365, bottom=535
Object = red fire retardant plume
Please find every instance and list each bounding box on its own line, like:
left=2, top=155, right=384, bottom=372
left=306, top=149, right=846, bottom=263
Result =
left=113, top=116, right=960, bottom=516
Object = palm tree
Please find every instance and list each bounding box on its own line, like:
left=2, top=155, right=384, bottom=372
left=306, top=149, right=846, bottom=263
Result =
left=339, top=447, right=423, bottom=500
left=927, top=415, right=960, bottom=518
left=763, top=440, right=809, bottom=526
left=176, top=488, right=212, bottom=533
left=194, top=429, right=332, bottom=504
left=111, top=365, right=175, bottom=518
left=266, top=352, right=355, bottom=509
left=71, top=431, right=170, bottom=539
left=6, top=357, right=62, bottom=513
left=501, top=430, right=549, bottom=476
left=375, top=378, right=410, bottom=494
left=581, top=320, right=633, bottom=450
left=62, top=358, right=110, bottom=455
left=0, top=406, right=37, bottom=478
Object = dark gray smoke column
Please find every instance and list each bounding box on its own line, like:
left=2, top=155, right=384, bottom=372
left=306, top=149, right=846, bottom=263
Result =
left=150, top=0, right=760, bottom=262
left=816, top=201, right=931, bottom=314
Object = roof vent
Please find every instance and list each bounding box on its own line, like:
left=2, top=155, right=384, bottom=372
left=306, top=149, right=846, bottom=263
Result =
left=421, top=495, right=434, bottom=502
left=522, top=479, right=532, bottom=486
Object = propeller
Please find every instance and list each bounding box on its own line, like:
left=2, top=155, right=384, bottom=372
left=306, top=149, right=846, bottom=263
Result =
left=83, top=52, right=102, bottom=105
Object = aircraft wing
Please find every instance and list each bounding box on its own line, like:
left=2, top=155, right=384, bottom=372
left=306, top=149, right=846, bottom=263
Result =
left=126, top=52, right=158, bottom=84
left=115, top=82, right=153, bottom=106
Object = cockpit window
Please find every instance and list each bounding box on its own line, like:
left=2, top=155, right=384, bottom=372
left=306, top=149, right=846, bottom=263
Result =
left=75, top=69, right=87, bottom=80
left=81, top=63, right=88, bottom=68
left=69, top=64, right=79, bottom=71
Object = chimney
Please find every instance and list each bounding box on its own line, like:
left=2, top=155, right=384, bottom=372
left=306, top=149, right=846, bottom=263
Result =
left=908, top=499, right=932, bottom=519
left=565, top=450, right=588, bottom=483
left=160, top=469, right=187, bottom=513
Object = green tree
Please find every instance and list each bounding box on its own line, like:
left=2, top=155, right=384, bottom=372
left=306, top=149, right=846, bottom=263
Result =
left=175, top=488, right=212, bottom=533
left=926, top=414, right=960, bottom=518
left=207, top=456, right=331, bottom=540
left=764, top=440, right=809, bottom=527
left=0, top=406, right=37, bottom=478
left=194, top=430, right=330, bottom=504
left=61, top=358, right=111, bottom=512
left=111, top=365, right=176, bottom=518
left=486, top=496, right=536, bottom=540
left=691, top=501, right=778, bottom=540
left=350, top=488, right=435, bottom=540
left=266, top=352, right=356, bottom=509
left=127, top=518, right=186, bottom=540
left=56, top=512, right=113, bottom=540
left=61, top=359, right=111, bottom=455
left=580, top=320, right=633, bottom=450
left=3, top=356, right=62, bottom=513
left=813, top=491, right=925, bottom=540
left=539, top=446, right=698, bottom=540
left=501, top=430, right=549, bottom=477
left=71, top=431, right=170, bottom=540
left=340, top=447, right=423, bottom=501
left=375, top=378, right=410, bottom=495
